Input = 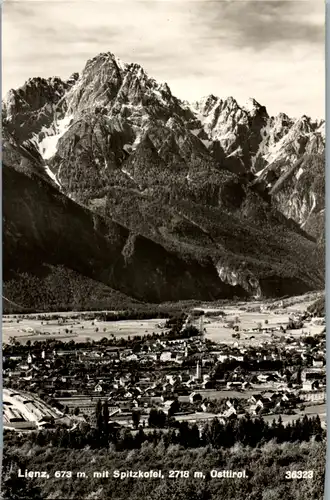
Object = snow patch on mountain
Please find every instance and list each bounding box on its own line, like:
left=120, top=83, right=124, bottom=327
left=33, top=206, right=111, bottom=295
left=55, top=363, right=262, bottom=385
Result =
left=296, top=167, right=304, bottom=180
left=301, top=192, right=316, bottom=228
left=45, top=165, right=61, bottom=188
left=113, top=55, right=128, bottom=72
left=152, top=88, right=170, bottom=106
left=190, top=129, right=202, bottom=136
left=200, top=139, right=212, bottom=148
left=253, top=119, right=272, bottom=164
left=226, top=146, right=243, bottom=158
left=37, top=114, right=73, bottom=160
left=131, top=133, right=143, bottom=151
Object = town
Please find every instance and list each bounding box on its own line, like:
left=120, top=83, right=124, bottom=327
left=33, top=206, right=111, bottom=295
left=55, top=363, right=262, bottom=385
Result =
left=3, top=293, right=326, bottom=434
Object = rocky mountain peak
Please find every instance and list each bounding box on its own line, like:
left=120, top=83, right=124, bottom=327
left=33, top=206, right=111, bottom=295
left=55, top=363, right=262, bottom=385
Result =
left=243, top=97, right=268, bottom=118
left=3, top=76, right=66, bottom=117
left=3, top=49, right=324, bottom=255
left=65, top=72, right=80, bottom=87
left=272, top=112, right=292, bottom=127
left=62, top=52, right=181, bottom=124
left=3, top=76, right=72, bottom=143
left=193, top=94, right=218, bottom=115
left=277, top=112, right=290, bottom=120
left=222, top=96, right=239, bottom=109
left=316, top=121, right=325, bottom=139
left=83, top=51, right=127, bottom=75
left=292, top=115, right=314, bottom=134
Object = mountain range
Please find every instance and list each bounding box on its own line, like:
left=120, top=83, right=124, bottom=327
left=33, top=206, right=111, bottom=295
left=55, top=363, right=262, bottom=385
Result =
left=3, top=52, right=325, bottom=311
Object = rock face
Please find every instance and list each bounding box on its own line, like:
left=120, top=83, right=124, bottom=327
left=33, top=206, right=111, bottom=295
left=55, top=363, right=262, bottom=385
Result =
left=3, top=51, right=325, bottom=309
left=3, top=164, right=246, bottom=304
left=188, top=96, right=325, bottom=240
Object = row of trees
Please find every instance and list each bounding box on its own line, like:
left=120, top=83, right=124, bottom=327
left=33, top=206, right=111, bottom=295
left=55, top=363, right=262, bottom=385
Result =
left=93, top=400, right=324, bottom=449
left=13, top=409, right=324, bottom=453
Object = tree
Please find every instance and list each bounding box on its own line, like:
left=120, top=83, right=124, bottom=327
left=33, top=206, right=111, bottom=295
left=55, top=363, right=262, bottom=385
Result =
left=1, top=454, right=44, bottom=500
left=118, top=428, right=134, bottom=450
left=205, top=418, right=223, bottom=448
left=276, top=415, right=285, bottom=442
left=134, top=427, right=146, bottom=448
left=181, top=325, right=200, bottom=337
left=296, top=367, right=302, bottom=385
left=95, top=399, right=103, bottom=434
left=178, top=421, right=190, bottom=447
left=102, top=400, right=110, bottom=435
left=190, top=423, right=201, bottom=448
left=132, top=410, right=141, bottom=429
left=148, top=409, right=166, bottom=428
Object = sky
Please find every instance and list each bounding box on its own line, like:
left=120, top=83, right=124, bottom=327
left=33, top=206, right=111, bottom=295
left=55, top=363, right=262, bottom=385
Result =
left=2, top=0, right=325, bottom=118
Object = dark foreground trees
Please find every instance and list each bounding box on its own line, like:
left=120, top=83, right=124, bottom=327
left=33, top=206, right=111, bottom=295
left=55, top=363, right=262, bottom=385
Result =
left=2, top=438, right=325, bottom=500
left=1, top=452, right=43, bottom=500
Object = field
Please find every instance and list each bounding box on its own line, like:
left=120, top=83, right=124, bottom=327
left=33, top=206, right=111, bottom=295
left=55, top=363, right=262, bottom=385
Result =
left=2, top=318, right=165, bottom=345
left=199, top=312, right=324, bottom=346
left=263, top=403, right=327, bottom=425
left=178, top=389, right=267, bottom=402
left=2, top=291, right=324, bottom=347
left=192, top=292, right=324, bottom=346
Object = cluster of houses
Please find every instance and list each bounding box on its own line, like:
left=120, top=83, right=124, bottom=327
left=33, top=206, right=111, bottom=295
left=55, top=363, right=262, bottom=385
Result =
left=247, top=392, right=300, bottom=416
left=3, top=313, right=326, bottom=431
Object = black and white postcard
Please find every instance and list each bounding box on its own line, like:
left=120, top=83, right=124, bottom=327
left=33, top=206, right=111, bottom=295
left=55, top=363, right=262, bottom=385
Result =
left=1, top=1, right=326, bottom=499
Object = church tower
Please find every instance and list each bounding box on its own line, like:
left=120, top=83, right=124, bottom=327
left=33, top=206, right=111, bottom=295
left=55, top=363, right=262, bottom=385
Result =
left=196, top=360, right=202, bottom=380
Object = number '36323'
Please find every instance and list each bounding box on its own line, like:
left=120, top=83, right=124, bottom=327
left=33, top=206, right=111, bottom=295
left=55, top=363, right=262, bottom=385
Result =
left=285, top=471, right=314, bottom=479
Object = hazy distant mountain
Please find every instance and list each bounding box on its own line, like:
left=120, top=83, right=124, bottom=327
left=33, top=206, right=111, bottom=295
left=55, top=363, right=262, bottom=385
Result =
left=2, top=52, right=324, bottom=310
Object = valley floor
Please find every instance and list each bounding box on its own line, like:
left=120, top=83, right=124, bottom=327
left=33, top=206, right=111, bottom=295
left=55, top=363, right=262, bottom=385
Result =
left=2, top=291, right=323, bottom=345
